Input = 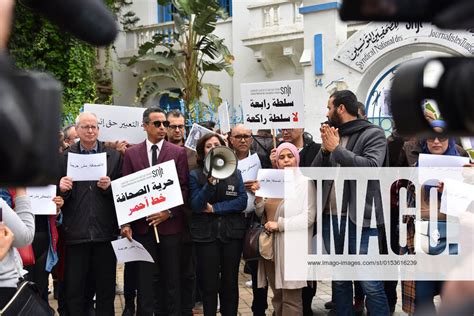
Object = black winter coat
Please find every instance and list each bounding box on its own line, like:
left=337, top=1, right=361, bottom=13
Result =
left=59, top=141, right=122, bottom=244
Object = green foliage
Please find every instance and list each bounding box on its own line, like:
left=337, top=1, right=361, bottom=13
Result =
left=8, top=5, right=97, bottom=123
left=128, top=0, right=234, bottom=121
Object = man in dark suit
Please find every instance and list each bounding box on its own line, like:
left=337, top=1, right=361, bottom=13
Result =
left=121, top=107, right=189, bottom=316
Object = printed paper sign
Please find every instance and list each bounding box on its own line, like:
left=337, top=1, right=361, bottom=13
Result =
left=84, top=104, right=146, bottom=144
left=184, top=123, right=213, bottom=151
left=111, top=160, right=184, bottom=226
left=111, top=238, right=154, bottom=263
left=218, top=102, right=231, bottom=134
left=67, top=152, right=107, bottom=181
left=418, top=154, right=470, bottom=185
left=441, top=178, right=474, bottom=217
left=418, top=154, right=470, bottom=168
left=238, top=153, right=262, bottom=182
left=241, top=80, right=304, bottom=129
left=256, top=169, right=285, bottom=198
left=26, top=185, right=57, bottom=215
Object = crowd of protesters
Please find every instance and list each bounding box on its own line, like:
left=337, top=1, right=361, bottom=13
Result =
left=1, top=90, right=473, bottom=316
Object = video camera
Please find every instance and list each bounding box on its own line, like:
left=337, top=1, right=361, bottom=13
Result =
left=339, top=0, right=474, bottom=137
left=0, top=0, right=118, bottom=186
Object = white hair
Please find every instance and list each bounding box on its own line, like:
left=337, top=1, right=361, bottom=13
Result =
left=75, top=111, right=98, bottom=126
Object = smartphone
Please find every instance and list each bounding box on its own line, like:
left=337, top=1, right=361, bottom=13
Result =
left=0, top=207, right=3, bottom=222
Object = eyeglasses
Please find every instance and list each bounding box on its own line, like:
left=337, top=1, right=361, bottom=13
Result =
left=168, top=124, right=185, bottom=130
left=79, top=125, right=98, bottom=131
left=427, top=136, right=448, bottom=142
left=232, top=135, right=252, bottom=141
left=151, top=120, right=170, bottom=128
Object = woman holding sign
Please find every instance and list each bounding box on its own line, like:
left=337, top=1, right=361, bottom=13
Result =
left=252, top=143, right=316, bottom=316
left=402, top=120, right=465, bottom=315
left=189, top=133, right=247, bottom=316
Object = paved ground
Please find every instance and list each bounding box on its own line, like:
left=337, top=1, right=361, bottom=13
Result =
left=47, top=262, right=411, bottom=315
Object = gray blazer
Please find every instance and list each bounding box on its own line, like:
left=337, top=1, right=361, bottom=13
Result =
left=311, top=123, right=388, bottom=226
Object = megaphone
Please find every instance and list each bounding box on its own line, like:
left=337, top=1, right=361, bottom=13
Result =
left=203, top=146, right=238, bottom=180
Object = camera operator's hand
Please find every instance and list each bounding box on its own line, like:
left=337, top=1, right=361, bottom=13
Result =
left=0, top=0, right=14, bottom=50
left=60, top=176, right=73, bottom=192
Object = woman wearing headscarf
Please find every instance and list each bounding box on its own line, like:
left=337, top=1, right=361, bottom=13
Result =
left=401, top=120, right=463, bottom=315
left=253, top=143, right=316, bottom=316
left=189, top=133, right=247, bottom=316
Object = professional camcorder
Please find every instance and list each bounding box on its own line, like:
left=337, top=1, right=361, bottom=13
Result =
left=0, top=0, right=118, bottom=186
left=340, top=0, right=474, bottom=137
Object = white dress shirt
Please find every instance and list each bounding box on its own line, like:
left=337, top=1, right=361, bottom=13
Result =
left=145, top=139, right=164, bottom=166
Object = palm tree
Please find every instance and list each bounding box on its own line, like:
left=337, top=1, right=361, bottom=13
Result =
left=127, top=0, right=234, bottom=121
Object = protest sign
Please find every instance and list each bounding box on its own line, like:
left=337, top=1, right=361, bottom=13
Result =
left=238, top=153, right=262, bottom=182
left=441, top=178, right=474, bottom=217
left=26, top=185, right=57, bottom=215
left=241, top=80, right=304, bottom=129
left=84, top=104, right=146, bottom=144
left=111, top=160, right=183, bottom=226
left=255, top=169, right=285, bottom=198
left=418, top=154, right=470, bottom=185
left=184, top=123, right=213, bottom=151
left=111, top=238, right=154, bottom=263
left=67, top=152, right=107, bottom=181
left=218, top=101, right=231, bottom=134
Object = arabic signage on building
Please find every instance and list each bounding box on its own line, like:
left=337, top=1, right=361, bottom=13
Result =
left=84, top=104, right=147, bottom=144
left=111, top=160, right=183, bottom=226
left=336, top=22, right=474, bottom=73
left=241, top=80, right=304, bottom=129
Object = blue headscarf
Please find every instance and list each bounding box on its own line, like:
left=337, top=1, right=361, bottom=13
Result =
left=419, top=121, right=460, bottom=201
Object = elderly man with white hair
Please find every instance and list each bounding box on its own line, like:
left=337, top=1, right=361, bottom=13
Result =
left=58, top=111, right=122, bottom=316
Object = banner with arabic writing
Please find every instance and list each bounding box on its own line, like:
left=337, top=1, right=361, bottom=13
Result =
left=111, top=160, right=183, bottom=226
left=84, top=104, right=147, bottom=145
left=241, top=80, right=304, bottom=130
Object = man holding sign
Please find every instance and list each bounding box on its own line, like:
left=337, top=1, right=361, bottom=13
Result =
left=58, top=112, right=123, bottom=316
left=121, top=107, right=189, bottom=316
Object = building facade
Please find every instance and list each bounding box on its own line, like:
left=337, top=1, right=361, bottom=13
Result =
left=112, top=0, right=474, bottom=139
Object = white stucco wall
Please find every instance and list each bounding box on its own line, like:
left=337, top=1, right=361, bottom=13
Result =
left=111, top=0, right=474, bottom=139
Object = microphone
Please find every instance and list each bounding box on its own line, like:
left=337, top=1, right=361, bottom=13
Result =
left=19, top=0, right=118, bottom=46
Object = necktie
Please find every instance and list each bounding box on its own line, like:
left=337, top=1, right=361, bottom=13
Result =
left=151, top=144, right=158, bottom=166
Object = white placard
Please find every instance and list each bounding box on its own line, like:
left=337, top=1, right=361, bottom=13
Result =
left=418, top=154, right=470, bottom=186
left=84, top=104, right=146, bottom=144
left=184, top=123, right=214, bottom=151
left=241, top=80, right=304, bottom=129
left=67, top=152, right=107, bottom=181
left=418, top=154, right=470, bottom=168
left=441, top=178, right=474, bottom=217
left=238, top=153, right=262, bottom=182
left=218, top=101, right=231, bottom=134
left=26, top=185, right=57, bottom=215
left=111, top=238, right=154, bottom=263
left=255, top=169, right=285, bottom=198
left=111, top=160, right=184, bottom=226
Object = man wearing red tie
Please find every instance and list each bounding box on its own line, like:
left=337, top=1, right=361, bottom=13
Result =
left=121, top=107, right=189, bottom=316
